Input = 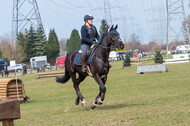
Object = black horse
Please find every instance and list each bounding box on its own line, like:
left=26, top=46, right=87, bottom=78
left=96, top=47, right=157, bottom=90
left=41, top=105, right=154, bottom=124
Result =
left=56, top=25, right=124, bottom=109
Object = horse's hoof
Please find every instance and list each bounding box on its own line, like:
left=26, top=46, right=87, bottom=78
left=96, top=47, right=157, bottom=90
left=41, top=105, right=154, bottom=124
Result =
left=91, top=101, right=97, bottom=109
left=82, top=103, right=87, bottom=107
left=97, top=98, right=103, bottom=105
left=75, top=100, right=79, bottom=105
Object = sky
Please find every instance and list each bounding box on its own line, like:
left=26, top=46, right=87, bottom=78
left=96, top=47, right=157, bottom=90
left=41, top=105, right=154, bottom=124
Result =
left=0, top=0, right=190, bottom=44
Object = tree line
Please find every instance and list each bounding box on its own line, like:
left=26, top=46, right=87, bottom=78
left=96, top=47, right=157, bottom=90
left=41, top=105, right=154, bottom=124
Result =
left=1, top=16, right=189, bottom=65
left=0, top=25, right=60, bottom=65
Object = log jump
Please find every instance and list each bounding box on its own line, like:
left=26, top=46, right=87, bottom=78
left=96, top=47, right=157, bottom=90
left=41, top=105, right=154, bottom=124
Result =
left=0, top=79, right=29, bottom=103
left=36, top=71, right=65, bottom=79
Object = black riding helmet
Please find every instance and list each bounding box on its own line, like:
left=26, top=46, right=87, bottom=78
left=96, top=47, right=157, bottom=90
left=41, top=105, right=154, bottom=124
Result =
left=84, top=14, right=94, bottom=22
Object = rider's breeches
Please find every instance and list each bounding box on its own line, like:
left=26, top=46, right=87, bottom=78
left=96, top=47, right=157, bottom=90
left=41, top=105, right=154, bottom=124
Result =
left=81, top=44, right=90, bottom=56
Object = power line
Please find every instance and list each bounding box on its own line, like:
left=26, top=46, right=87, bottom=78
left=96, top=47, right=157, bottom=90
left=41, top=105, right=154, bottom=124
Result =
left=63, top=0, right=88, bottom=8
left=49, top=0, right=87, bottom=9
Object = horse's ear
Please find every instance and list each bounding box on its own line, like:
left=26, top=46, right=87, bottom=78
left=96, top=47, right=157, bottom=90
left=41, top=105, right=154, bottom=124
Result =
left=108, top=25, right=113, bottom=32
left=114, top=24, right=118, bottom=30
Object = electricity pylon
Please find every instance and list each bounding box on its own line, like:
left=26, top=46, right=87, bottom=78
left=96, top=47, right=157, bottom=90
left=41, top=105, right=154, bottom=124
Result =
left=12, top=0, right=45, bottom=39
left=166, top=0, right=190, bottom=54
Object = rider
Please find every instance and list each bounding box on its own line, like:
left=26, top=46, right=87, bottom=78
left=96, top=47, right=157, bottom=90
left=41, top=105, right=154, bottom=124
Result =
left=80, top=14, right=100, bottom=72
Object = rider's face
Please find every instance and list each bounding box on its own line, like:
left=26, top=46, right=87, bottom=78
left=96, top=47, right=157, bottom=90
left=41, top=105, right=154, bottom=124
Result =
left=87, top=19, right=93, bottom=25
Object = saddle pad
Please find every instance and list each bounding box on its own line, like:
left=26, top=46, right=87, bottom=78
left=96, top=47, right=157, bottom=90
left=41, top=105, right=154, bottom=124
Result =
left=74, top=53, right=93, bottom=66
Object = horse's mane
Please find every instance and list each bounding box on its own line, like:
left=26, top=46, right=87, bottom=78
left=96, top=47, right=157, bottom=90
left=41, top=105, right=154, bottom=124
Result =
left=98, top=30, right=108, bottom=45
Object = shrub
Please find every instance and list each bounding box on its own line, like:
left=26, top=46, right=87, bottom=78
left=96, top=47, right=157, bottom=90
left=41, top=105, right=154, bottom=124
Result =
left=123, top=53, right=131, bottom=67
left=154, top=51, right=163, bottom=64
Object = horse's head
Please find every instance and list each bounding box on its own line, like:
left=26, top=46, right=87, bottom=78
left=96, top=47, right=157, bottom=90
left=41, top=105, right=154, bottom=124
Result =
left=108, top=25, right=124, bottom=50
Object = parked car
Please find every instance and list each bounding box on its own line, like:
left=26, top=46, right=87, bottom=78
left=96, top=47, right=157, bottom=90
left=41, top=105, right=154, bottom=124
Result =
left=7, top=64, right=23, bottom=72
left=171, top=50, right=183, bottom=54
left=45, top=63, right=50, bottom=69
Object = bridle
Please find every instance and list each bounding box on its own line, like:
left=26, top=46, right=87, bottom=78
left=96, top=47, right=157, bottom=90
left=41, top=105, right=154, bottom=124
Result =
left=92, top=32, right=121, bottom=66
left=96, top=32, right=119, bottom=49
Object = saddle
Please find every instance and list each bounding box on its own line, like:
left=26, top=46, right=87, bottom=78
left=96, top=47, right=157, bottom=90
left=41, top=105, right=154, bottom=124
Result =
left=74, top=45, right=96, bottom=66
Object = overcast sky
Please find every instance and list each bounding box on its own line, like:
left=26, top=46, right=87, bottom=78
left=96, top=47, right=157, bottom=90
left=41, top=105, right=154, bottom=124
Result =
left=0, top=0, right=189, bottom=44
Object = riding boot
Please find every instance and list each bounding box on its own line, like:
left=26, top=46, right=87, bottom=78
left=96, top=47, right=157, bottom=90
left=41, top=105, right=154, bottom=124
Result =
left=81, top=54, right=87, bottom=72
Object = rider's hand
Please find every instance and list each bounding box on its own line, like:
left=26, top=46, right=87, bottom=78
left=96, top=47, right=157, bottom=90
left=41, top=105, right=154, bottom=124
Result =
left=92, top=41, right=97, bottom=44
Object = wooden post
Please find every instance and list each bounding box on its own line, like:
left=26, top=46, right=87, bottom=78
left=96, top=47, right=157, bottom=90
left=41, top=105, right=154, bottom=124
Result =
left=0, top=99, right=21, bottom=126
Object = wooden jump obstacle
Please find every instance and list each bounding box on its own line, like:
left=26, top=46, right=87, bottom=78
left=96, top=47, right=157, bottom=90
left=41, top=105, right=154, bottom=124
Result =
left=0, top=79, right=28, bottom=102
left=0, top=99, right=21, bottom=126
left=130, top=57, right=140, bottom=64
left=36, top=71, right=65, bottom=79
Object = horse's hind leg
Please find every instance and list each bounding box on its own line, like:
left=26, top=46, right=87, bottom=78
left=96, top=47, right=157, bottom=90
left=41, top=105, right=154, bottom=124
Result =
left=71, top=73, right=86, bottom=107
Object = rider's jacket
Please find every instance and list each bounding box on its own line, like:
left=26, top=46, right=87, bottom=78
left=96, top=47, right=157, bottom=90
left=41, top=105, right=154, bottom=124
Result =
left=81, top=25, right=100, bottom=46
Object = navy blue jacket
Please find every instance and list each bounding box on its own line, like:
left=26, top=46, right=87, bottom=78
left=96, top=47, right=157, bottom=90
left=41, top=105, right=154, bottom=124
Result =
left=81, top=25, right=100, bottom=46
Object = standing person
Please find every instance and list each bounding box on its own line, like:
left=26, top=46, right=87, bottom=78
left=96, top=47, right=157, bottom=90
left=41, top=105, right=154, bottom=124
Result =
left=80, top=14, right=100, bottom=72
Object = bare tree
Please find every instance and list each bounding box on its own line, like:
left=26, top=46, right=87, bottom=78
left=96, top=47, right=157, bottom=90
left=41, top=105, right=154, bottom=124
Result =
left=130, top=33, right=139, bottom=43
left=1, top=41, right=13, bottom=60
left=0, top=38, right=26, bottom=63
left=59, top=38, right=67, bottom=56
left=124, top=41, right=141, bottom=51
left=14, top=44, right=26, bottom=63
left=148, top=41, right=160, bottom=53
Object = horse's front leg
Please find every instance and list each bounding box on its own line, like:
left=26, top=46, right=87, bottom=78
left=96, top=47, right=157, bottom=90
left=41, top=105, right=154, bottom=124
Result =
left=94, top=75, right=107, bottom=105
left=91, top=74, right=107, bottom=109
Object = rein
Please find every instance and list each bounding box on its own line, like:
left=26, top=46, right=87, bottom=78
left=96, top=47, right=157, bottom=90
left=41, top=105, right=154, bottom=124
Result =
left=92, top=33, right=111, bottom=66
left=98, top=45, right=111, bottom=49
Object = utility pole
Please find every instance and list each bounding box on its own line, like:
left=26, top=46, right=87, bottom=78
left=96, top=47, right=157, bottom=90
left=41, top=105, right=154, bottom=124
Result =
left=12, top=0, right=45, bottom=40
left=166, top=0, right=190, bottom=56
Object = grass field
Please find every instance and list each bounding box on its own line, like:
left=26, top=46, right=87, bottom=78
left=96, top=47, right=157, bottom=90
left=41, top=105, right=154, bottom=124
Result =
left=1, top=60, right=190, bottom=126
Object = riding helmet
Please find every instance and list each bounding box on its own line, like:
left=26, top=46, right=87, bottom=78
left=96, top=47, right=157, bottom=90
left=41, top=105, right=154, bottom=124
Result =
left=84, top=14, right=94, bottom=22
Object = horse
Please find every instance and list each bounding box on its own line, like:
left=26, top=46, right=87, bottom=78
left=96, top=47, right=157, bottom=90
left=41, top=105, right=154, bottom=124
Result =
left=56, top=25, right=124, bottom=109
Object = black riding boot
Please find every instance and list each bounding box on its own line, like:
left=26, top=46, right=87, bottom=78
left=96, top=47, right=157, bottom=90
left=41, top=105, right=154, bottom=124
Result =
left=81, top=54, right=87, bottom=72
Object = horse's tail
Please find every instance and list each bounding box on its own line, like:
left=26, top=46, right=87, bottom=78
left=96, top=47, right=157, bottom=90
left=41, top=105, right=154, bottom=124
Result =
left=56, top=69, right=70, bottom=84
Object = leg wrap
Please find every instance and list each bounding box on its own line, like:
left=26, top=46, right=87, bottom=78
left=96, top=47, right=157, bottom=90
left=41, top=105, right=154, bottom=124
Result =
left=81, top=99, right=86, bottom=104
left=93, top=101, right=97, bottom=107
left=98, top=98, right=103, bottom=104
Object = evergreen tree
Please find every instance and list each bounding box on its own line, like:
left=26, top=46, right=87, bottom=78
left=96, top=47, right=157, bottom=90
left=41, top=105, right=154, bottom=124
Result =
left=99, top=19, right=116, bottom=51
left=123, top=53, right=131, bottom=67
left=17, top=32, right=26, bottom=48
left=26, top=25, right=37, bottom=61
left=44, top=29, right=59, bottom=58
left=99, top=19, right=109, bottom=36
left=17, top=32, right=27, bottom=63
left=36, top=26, right=46, bottom=56
left=66, top=39, right=69, bottom=51
left=154, top=51, right=164, bottom=64
left=67, top=29, right=80, bottom=53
